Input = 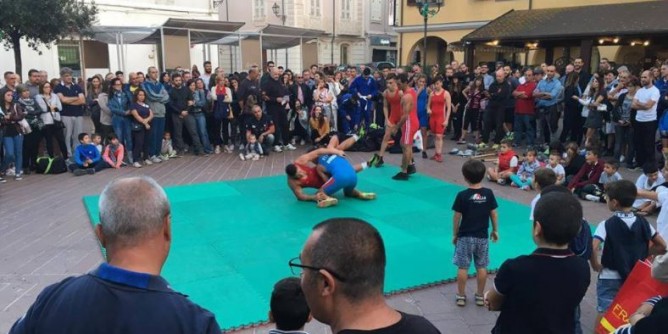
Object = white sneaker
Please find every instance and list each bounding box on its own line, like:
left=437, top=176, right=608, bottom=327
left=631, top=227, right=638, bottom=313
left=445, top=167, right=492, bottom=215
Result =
left=620, top=155, right=625, bottom=163
left=6, top=167, right=15, bottom=176
left=497, top=179, right=506, bottom=185
left=133, top=162, right=142, bottom=168
left=285, top=143, right=297, bottom=151
left=585, top=194, right=600, bottom=202
left=300, top=139, right=306, bottom=146
left=150, top=156, right=162, bottom=163
left=214, top=145, right=221, bottom=154
left=228, top=144, right=235, bottom=152
left=239, top=153, right=246, bottom=161
left=160, top=154, right=170, bottom=161
left=238, top=144, right=245, bottom=151
left=144, top=159, right=153, bottom=166
left=274, top=145, right=283, bottom=153
left=224, top=145, right=232, bottom=153
left=252, top=154, right=260, bottom=161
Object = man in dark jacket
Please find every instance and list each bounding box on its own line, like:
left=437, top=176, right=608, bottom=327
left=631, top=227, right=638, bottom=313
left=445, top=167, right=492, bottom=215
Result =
left=289, top=74, right=313, bottom=112
left=168, top=73, right=203, bottom=155
left=482, top=69, right=512, bottom=146
left=262, top=67, right=292, bottom=152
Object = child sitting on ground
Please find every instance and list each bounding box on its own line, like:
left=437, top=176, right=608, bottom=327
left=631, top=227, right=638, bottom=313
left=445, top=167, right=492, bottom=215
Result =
left=92, top=133, right=103, bottom=153
left=239, top=134, right=263, bottom=161
left=70, top=133, right=108, bottom=176
left=591, top=180, right=667, bottom=328
left=632, top=162, right=665, bottom=216
left=485, top=191, right=591, bottom=333
left=567, top=148, right=604, bottom=197
left=453, top=160, right=499, bottom=307
left=269, top=277, right=311, bottom=334
left=582, top=158, right=623, bottom=202
left=509, top=149, right=541, bottom=190
left=546, top=153, right=565, bottom=185
left=487, top=139, right=518, bottom=185
left=161, top=132, right=177, bottom=160
left=102, top=133, right=125, bottom=169
left=529, top=168, right=557, bottom=221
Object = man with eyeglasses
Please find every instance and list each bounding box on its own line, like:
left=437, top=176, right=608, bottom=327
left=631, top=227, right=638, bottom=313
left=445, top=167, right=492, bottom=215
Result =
left=481, top=64, right=494, bottom=90
left=261, top=61, right=276, bottom=88
left=291, top=218, right=441, bottom=333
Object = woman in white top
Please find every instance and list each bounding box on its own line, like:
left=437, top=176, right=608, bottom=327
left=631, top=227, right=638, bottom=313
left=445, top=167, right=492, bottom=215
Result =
left=36, top=80, right=68, bottom=158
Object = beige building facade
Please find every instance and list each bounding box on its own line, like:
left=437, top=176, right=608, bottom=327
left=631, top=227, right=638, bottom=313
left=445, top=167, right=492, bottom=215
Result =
left=395, top=0, right=659, bottom=69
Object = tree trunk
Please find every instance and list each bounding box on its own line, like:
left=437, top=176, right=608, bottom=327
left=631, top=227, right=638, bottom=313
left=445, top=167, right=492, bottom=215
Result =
left=11, top=33, right=22, bottom=78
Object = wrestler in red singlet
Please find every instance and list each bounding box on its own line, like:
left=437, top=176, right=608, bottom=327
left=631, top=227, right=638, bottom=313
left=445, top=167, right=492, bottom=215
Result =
left=386, top=89, right=403, bottom=125
left=295, top=163, right=324, bottom=188
left=429, top=89, right=446, bottom=134
left=401, top=88, right=420, bottom=146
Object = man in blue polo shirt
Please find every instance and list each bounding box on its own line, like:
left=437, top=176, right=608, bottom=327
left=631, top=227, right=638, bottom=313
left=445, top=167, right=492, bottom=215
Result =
left=533, top=65, right=563, bottom=145
left=9, top=176, right=221, bottom=334
left=54, top=67, right=86, bottom=157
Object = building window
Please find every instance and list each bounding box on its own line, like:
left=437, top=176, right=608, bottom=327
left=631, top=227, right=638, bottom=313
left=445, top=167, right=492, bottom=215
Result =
left=340, top=44, right=349, bottom=65
left=58, top=44, right=81, bottom=73
left=341, top=0, right=352, bottom=20
left=310, top=0, right=321, bottom=17
left=253, top=0, right=265, bottom=19
left=370, top=0, right=382, bottom=22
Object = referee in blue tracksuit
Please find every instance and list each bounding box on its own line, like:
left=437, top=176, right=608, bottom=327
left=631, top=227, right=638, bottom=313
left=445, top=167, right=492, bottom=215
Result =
left=349, top=68, right=378, bottom=131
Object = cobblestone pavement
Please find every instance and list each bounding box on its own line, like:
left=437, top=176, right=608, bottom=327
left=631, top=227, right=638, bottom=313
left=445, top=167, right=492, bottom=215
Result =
left=0, top=129, right=646, bottom=333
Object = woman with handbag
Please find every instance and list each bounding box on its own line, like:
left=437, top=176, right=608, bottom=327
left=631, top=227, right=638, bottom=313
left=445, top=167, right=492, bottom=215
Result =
left=189, top=79, right=213, bottom=155
left=129, top=89, right=154, bottom=168
left=0, top=88, right=26, bottom=181
left=208, top=76, right=233, bottom=154
left=16, top=85, right=42, bottom=173
left=36, top=81, right=68, bottom=159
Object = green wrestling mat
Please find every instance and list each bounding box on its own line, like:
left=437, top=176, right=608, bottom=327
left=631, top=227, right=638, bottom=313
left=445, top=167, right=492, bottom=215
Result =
left=82, top=168, right=535, bottom=331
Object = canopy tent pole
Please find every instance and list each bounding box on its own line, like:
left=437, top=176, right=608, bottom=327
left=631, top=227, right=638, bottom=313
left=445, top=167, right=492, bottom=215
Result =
left=237, top=32, right=243, bottom=71
left=299, top=37, right=303, bottom=73
left=115, top=32, right=122, bottom=71
left=120, top=33, right=126, bottom=74
left=160, top=27, right=166, bottom=72
left=260, top=31, right=264, bottom=67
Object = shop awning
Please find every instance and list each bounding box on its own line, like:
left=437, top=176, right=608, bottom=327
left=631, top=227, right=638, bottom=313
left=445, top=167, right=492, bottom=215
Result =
left=212, top=24, right=325, bottom=49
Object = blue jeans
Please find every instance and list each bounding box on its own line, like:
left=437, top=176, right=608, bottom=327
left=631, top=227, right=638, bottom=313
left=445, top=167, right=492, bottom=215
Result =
left=597, top=278, right=622, bottom=313
left=514, top=114, right=535, bottom=147
left=2, top=134, right=24, bottom=174
left=149, top=117, right=166, bottom=157
left=112, top=116, right=133, bottom=152
left=194, top=113, right=213, bottom=153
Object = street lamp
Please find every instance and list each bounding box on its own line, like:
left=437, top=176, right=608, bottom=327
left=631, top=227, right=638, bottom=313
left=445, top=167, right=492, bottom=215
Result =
left=272, top=1, right=286, bottom=25
left=415, top=0, right=443, bottom=68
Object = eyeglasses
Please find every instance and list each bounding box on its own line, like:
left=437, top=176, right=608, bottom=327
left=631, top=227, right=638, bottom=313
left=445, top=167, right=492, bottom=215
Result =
left=288, top=257, right=347, bottom=282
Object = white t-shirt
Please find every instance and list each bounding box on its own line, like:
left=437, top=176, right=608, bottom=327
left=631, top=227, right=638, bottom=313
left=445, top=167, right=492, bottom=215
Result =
left=657, top=191, right=668, bottom=240
left=632, top=173, right=666, bottom=209
left=594, top=212, right=657, bottom=279
left=634, top=85, right=660, bottom=122
left=547, top=163, right=565, bottom=181
left=529, top=194, right=540, bottom=221
left=509, top=156, right=519, bottom=169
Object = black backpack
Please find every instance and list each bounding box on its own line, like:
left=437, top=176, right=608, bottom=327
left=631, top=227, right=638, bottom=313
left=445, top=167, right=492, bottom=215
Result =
left=569, top=219, right=593, bottom=261
left=35, top=156, right=67, bottom=174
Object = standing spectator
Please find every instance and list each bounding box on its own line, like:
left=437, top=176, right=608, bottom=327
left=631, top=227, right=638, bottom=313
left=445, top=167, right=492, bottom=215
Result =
left=124, top=72, right=141, bottom=94
left=533, top=65, right=563, bottom=145
left=452, top=160, right=499, bottom=307
left=349, top=67, right=378, bottom=131
left=632, top=70, right=660, bottom=169
left=426, top=77, right=451, bottom=162
left=573, top=58, right=591, bottom=93
left=54, top=67, right=85, bottom=158
left=289, top=73, right=313, bottom=116
left=36, top=81, right=68, bottom=159
left=614, top=75, right=638, bottom=165
left=8, top=176, right=221, bottom=333
left=16, top=85, right=41, bottom=173
left=142, top=66, right=170, bottom=163
left=107, top=78, right=134, bottom=163
left=485, top=191, right=590, bottom=334
left=264, top=67, right=292, bottom=152
left=415, top=75, right=430, bottom=159
left=25, top=69, right=41, bottom=98
left=293, top=218, right=441, bottom=333
left=0, top=89, right=25, bottom=180
left=129, top=89, right=154, bottom=167
left=261, top=61, right=275, bottom=88
left=560, top=72, right=583, bottom=143
left=513, top=69, right=537, bottom=147
left=168, top=73, right=203, bottom=155
left=87, top=74, right=104, bottom=134
left=503, top=66, right=520, bottom=139
left=238, top=67, right=262, bottom=113
left=312, top=79, right=335, bottom=132
left=449, top=74, right=465, bottom=142
left=229, top=77, right=243, bottom=150
left=3, top=71, right=18, bottom=96
left=97, top=82, right=114, bottom=142
left=578, top=75, right=606, bottom=145
left=460, top=77, right=485, bottom=144
left=200, top=61, right=213, bottom=88
left=482, top=69, right=511, bottom=147
left=189, top=79, right=213, bottom=155
left=209, top=76, right=233, bottom=153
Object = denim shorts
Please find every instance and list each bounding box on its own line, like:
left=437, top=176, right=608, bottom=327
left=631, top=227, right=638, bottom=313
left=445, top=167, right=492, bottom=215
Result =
left=597, top=278, right=622, bottom=313
left=453, top=237, right=489, bottom=269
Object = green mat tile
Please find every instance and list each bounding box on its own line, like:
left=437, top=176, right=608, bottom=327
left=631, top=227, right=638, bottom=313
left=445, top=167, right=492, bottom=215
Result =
left=82, top=167, right=536, bottom=330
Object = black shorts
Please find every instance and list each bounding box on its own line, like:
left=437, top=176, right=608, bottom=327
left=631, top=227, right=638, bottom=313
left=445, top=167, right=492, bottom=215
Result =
left=463, top=108, right=481, bottom=132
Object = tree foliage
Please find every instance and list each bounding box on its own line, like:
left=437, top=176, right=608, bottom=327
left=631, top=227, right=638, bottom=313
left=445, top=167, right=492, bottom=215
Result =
left=0, top=0, right=98, bottom=76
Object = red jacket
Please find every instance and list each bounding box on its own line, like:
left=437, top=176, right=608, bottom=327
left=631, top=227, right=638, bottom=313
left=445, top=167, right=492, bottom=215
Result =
left=568, top=159, right=604, bottom=189
left=498, top=149, right=518, bottom=173
left=514, top=81, right=537, bottom=115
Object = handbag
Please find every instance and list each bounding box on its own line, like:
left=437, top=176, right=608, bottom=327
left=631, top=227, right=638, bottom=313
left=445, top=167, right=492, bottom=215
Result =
left=18, top=118, right=32, bottom=134
left=131, top=120, right=144, bottom=131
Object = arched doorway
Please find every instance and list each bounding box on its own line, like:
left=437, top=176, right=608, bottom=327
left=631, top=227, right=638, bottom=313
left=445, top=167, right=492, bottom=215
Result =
left=408, top=36, right=448, bottom=68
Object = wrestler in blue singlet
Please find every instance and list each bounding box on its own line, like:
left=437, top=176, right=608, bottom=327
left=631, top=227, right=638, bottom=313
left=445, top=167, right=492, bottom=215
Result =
left=318, top=154, right=358, bottom=196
